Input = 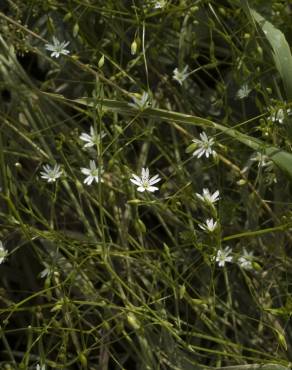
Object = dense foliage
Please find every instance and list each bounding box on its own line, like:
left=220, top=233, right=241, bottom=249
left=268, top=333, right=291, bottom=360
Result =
left=1, top=0, right=292, bottom=369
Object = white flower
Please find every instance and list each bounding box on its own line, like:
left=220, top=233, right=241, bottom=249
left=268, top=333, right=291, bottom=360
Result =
left=215, top=247, right=233, bottom=267
left=154, top=0, right=166, bottom=8
left=45, top=36, right=70, bottom=58
left=238, top=248, right=253, bottom=270
left=173, top=65, right=188, bottom=85
left=236, top=84, right=251, bottom=99
left=128, top=92, right=150, bottom=110
left=40, top=262, right=53, bottom=279
left=196, top=188, right=220, bottom=205
left=199, top=218, right=218, bottom=232
left=192, top=132, right=217, bottom=159
left=130, top=167, right=161, bottom=192
left=81, top=160, right=103, bottom=185
left=79, top=126, right=106, bottom=148
left=40, top=164, right=62, bottom=183
left=0, top=241, right=8, bottom=264
left=36, top=364, right=45, bottom=370
left=250, top=152, right=273, bottom=168
left=268, top=108, right=292, bottom=124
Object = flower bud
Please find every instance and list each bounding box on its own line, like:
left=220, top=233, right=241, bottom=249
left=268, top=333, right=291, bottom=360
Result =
left=131, top=40, right=137, bottom=55
left=98, top=54, right=105, bottom=68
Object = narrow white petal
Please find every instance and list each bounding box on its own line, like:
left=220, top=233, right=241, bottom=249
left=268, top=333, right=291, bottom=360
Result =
left=45, top=45, right=54, bottom=51
left=131, top=174, right=142, bottom=182
left=149, top=176, right=161, bottom=185
left=212, top=190, right=220, bottom=200
left=197, top=149, right=205, bottom=158
left=90, top=126, right=95, bottom=136
left=130, top=178, right=142, bottom=186
left=80, top=133, right=92, bottom=141
left=147, top=186, right=158, bottom=192
left=85, top=176, right=93, bottom=185
left=149, top=174, right=160, bottom=181
left=196, top=194, right=204, bottom=202
left=142, top=168, right=149, bottom=178
left=200, top=132, right=208, bottom=141
left=81, top=168, right=90, bottom=175
left=42, top=165, right=50, bottom=172
left=192, top=148, right=203, bottom=157
left=89, top=160, right=96, bottom=170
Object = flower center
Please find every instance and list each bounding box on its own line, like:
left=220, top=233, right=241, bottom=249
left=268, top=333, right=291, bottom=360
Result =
left=142, top=180, right=149, bottom=188
left=203, top=141, right=211, bottom=149
left=91, top=169, right=99, bottom=177
left=219, top=254, right=226, bottom=261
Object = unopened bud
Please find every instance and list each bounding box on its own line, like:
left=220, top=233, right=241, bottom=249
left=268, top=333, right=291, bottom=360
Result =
left=131, top=40, right=137, bottom=55
left=98, top=54, right=105, bottom=68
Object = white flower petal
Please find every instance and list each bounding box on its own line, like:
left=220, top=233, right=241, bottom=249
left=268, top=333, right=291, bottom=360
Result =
left=147, top=186, right=158, bottom=192
left=130, top=178, right=142, bottom=186
left=149, top=176, right=161, bottom=185
left=80, top=133, right=91, bottom=142
left=89, top=160, right=96, bottom=169
left=81, top=168, right=90, bottom=175
left=85, top=176, right=93, bottom=185
left=132, top=174, right=142, bottom=183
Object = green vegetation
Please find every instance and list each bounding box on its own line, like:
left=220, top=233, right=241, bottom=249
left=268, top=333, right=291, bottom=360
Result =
left=1, top=0, right=292, bottom=369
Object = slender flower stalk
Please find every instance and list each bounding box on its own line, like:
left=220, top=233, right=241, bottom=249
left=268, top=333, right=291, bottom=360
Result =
left=215, top=247, right=233, bottom=267
left=79, top=126, right=106, bottom=148
left=81, top=160, right=103, bottom=185
left=192, top=132, right=216, bottom=159
left=45, top=36, right=70, bottom=58
left=40, top=164, right=62, bottom=183
left=130, top=167, right=161, bottom=192
left=199, top=218, right=218, bottom=233
left=172, top=65, right=188, bottom=85
left=196, top=188, right=219, bottom=205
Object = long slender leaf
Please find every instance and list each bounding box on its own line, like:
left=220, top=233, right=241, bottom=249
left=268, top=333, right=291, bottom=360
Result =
left=245, top=5, right=292, bottom=100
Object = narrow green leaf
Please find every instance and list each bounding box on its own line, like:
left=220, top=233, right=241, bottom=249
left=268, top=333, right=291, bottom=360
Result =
left=249, top=7, right=292, bottom=100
